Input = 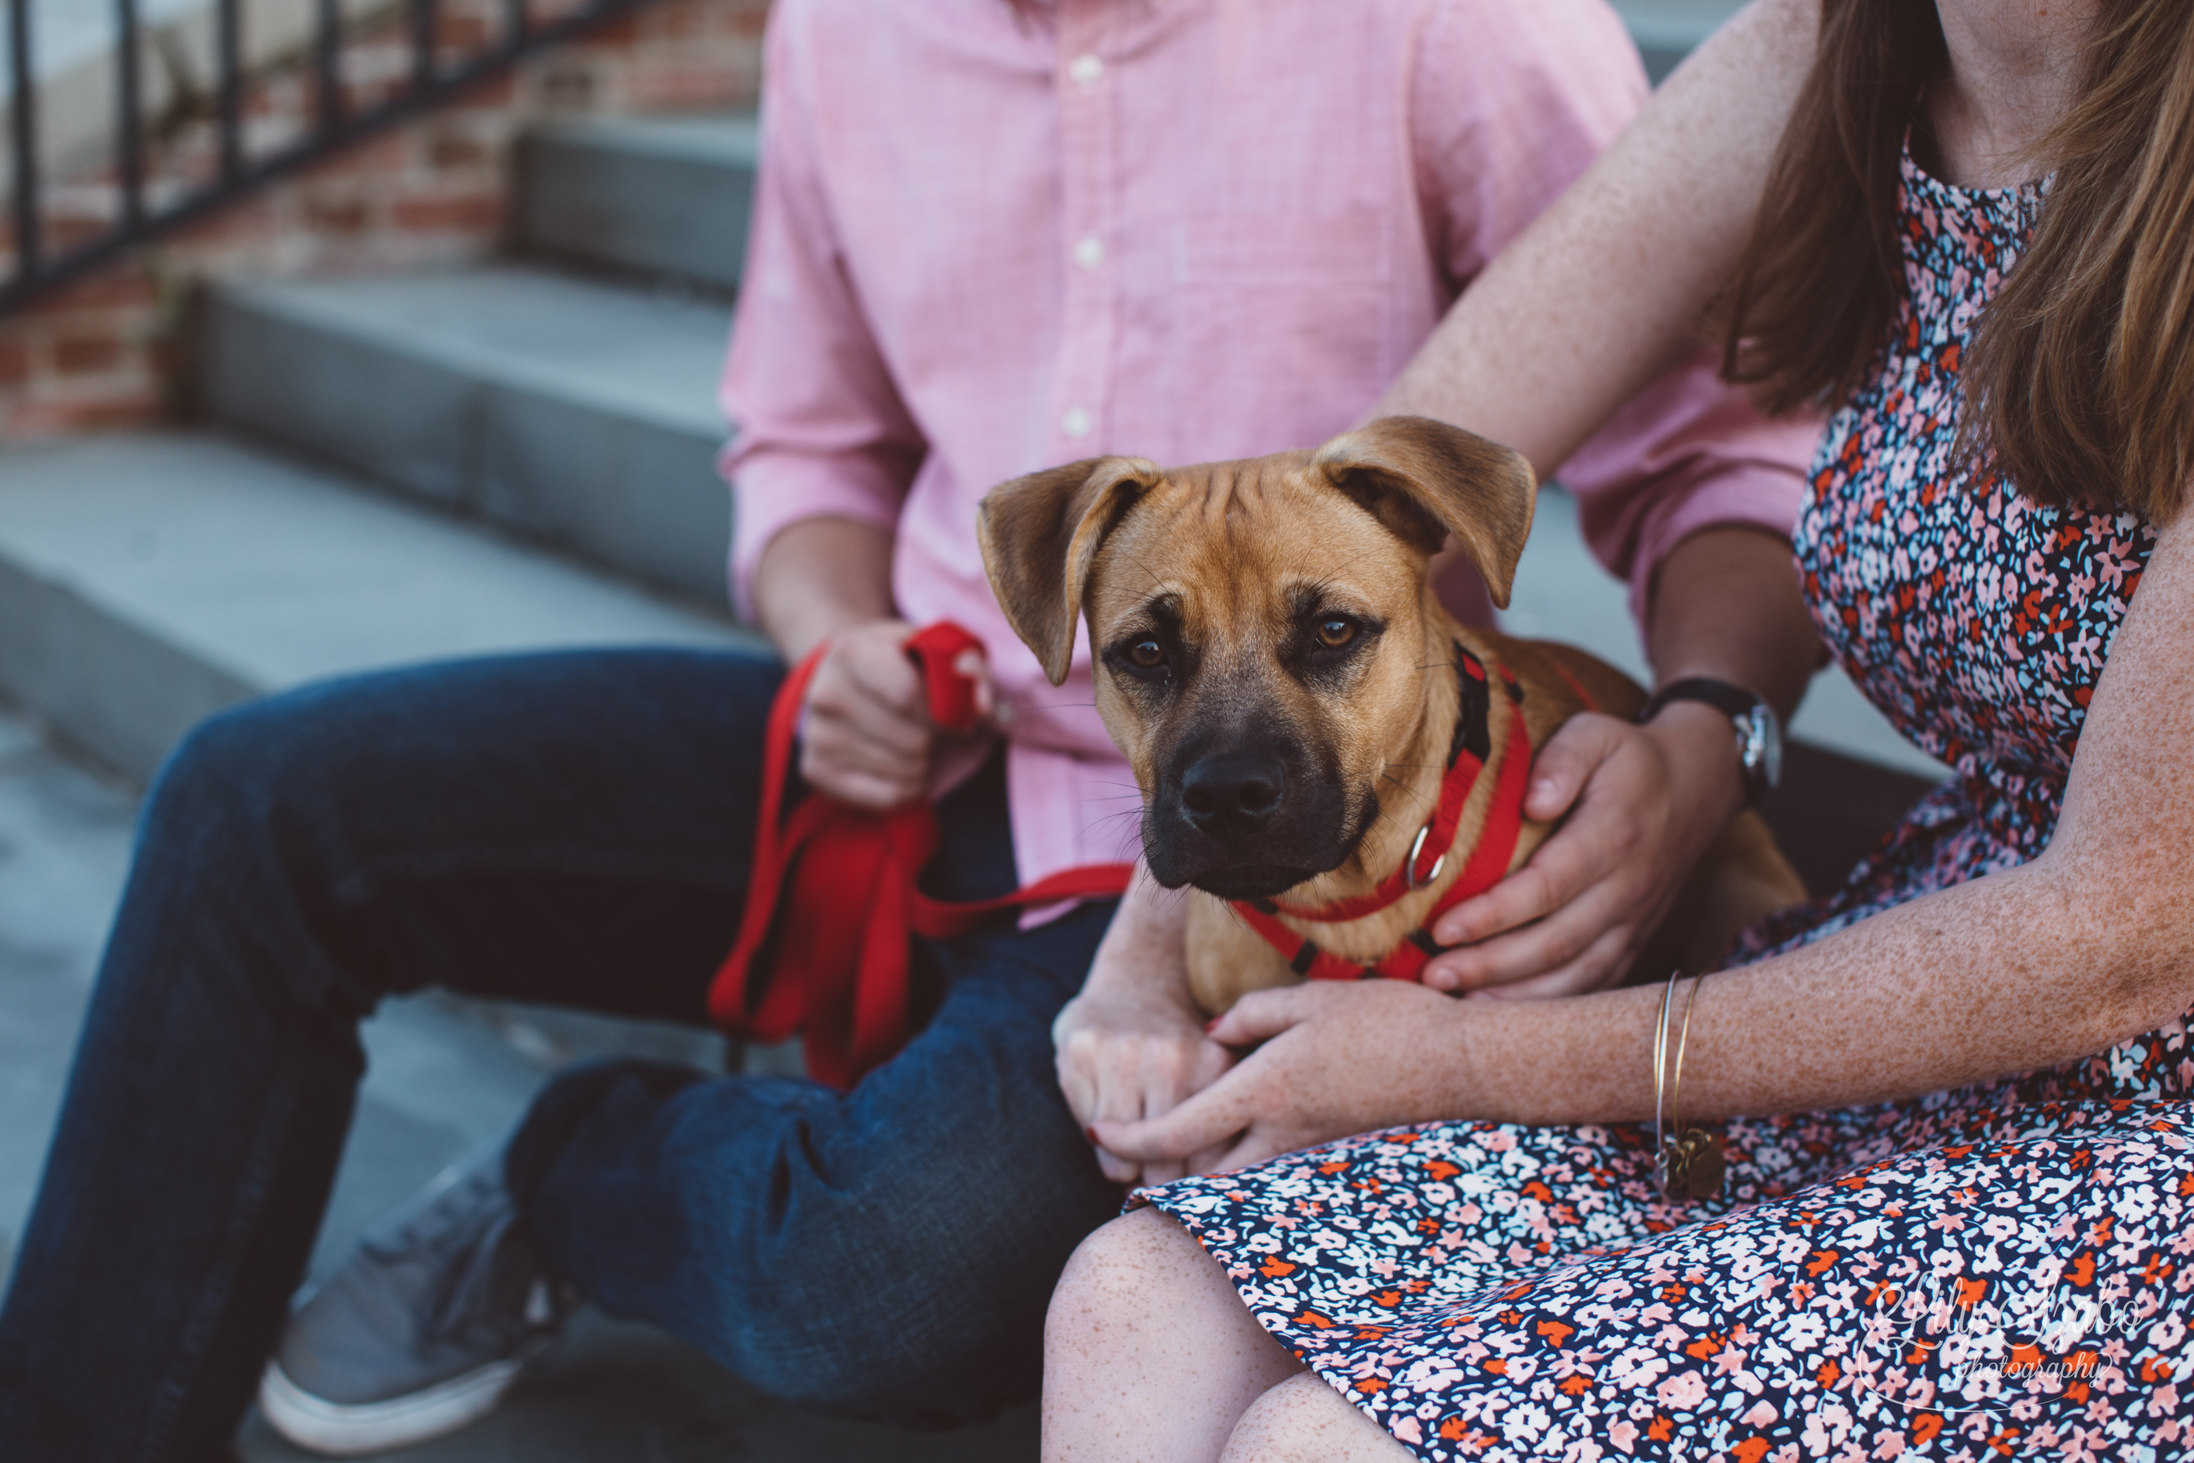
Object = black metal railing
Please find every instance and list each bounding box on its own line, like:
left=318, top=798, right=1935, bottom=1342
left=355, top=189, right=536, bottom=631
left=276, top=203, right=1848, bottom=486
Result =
left=1, top=0, right=664, bottom=314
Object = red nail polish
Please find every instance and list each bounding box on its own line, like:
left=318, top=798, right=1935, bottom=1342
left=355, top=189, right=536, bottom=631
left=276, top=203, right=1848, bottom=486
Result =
left=1085, top=1125, right=1100, bottom=1145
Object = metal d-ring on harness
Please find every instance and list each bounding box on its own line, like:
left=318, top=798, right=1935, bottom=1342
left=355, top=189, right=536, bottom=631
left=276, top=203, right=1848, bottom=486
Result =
left=1404, top=823, right=1446, bottom=891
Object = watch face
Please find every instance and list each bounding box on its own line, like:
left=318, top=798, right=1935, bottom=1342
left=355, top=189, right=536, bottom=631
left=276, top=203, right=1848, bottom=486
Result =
left=1738, top=706, right=1782, bottom=794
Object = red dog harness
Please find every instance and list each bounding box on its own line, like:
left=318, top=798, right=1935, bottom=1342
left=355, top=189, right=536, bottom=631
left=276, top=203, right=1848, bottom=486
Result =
left=707, top=622, right=1132, bottom=1089
left=1229, top=647, right=1536, bottom=984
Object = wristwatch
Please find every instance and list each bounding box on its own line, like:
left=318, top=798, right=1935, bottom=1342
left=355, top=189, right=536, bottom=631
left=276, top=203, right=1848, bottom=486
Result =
left=1638, top=677, right=1783, bottom=806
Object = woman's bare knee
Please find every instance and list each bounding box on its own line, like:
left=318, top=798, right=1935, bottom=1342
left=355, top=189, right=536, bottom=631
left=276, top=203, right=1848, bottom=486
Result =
left=1043, top=1208, right=1306, bottom=1463
left=1046, top=1207, right=1220, bottom=1357
left=1219, top=1373, right=1415, bottom=1463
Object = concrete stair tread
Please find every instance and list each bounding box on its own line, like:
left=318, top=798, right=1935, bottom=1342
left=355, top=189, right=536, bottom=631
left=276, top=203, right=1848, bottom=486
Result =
left=1610, top=0, right=1745, bottom=82
left=0, top=431, right=753, bottom=778
left=207, top=265, right=738, bottom=603
left=1511, top=487, right=1949, bottom=782
left=220, top=264, right=732, bottom=438
left=1616, top=0, right=1745, bottom=49
left=526, top=111, right=761, bottom=167
left=517, top=112, right=758, bottom=292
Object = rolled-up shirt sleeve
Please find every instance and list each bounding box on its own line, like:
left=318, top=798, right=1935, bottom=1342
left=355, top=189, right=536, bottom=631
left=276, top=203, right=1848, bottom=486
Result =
left=717, top=11, right=925, bottom=620
left=1558, top=351, right=1820, bottom=631
left=1415, top=0, right=1820, bottom=638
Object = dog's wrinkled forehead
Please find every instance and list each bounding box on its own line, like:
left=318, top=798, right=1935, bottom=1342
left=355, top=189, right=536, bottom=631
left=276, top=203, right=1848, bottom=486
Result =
left=974, top=415, right=1537, bottom=687
left=1083, top=457, right=1425, bottom=641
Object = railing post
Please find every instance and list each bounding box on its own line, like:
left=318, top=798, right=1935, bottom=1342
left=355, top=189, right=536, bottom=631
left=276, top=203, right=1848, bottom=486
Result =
left=316, top=0, right=345, bottom=139
left=116, top=0, right=145, bottom=229
left=6, top=0, right=670, bottom=313
left=411, top=0, right=439, bottom=88
left=217, top=0, right=243, bottom=182
left=7, top=0, right=36, bottom=283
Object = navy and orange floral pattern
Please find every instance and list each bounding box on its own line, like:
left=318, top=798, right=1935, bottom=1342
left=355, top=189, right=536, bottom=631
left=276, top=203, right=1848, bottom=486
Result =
left=1138, top=152, right=2194, bottom=1459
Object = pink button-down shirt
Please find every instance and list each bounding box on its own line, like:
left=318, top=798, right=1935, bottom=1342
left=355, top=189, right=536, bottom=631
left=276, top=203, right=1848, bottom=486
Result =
left=720, top=0, right=1819, bottom=891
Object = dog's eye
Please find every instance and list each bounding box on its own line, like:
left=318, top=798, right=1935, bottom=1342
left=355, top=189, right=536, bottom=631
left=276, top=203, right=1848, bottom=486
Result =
left=1129, top=638, right=1166, bottom=668
left=1315, top=618, right=1357, bottom=649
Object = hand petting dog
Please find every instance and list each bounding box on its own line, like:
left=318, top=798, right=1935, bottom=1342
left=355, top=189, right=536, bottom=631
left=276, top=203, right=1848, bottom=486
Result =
left=1419, top=524, right=1823, bottom=999
left=1420, top=698, right=1749, bottom=998
left=1090, top=977, right=1470, bottom=1176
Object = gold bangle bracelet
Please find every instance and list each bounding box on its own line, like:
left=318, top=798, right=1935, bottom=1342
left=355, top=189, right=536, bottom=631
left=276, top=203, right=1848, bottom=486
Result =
left=1653, top=971, right=1725, bottom=1203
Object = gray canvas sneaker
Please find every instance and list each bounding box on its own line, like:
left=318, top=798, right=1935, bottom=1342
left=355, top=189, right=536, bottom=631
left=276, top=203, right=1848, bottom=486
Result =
left=257, top=1150, right=581, bottom=1457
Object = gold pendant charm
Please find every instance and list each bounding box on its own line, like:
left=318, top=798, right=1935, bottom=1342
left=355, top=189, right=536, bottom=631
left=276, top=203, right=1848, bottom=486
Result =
left=1657, top=1129, right=1725, bottom=1202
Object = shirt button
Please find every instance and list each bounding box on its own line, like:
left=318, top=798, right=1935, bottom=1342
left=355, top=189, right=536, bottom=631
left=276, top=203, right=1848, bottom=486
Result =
left=1073, top=235, right=1105, bottom=270
left=1061, top=406, right=1094, bottom=439
left=1068, top=53, right=1104, bottom=85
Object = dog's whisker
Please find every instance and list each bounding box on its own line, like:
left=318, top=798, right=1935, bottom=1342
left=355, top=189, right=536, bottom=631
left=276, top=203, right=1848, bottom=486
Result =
left=1078, top=809, right=1149, bottom=853
left=1376, top=769, right=1437, bottom=800
left=1376, top=791, right=1437, bottom=821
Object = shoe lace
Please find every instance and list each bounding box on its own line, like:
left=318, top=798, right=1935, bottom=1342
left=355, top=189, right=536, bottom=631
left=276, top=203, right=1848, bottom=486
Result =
left=421, top=1200, right=531, bottom=1346
left=366, top=1166, right=544, bottom=1348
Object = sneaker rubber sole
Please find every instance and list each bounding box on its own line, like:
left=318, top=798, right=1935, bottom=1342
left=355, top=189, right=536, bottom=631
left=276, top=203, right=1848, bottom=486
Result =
left=256, top=1352, right=528, bottom=1457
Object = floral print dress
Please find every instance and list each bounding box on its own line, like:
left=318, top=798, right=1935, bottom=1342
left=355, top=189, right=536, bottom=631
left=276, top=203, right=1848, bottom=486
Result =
left=1137, top=153, right=2194, bottom=1460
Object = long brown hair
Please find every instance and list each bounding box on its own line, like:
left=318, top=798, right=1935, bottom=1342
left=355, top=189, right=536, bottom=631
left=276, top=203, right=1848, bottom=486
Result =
left=1725, top=0, right=2194, bottom=523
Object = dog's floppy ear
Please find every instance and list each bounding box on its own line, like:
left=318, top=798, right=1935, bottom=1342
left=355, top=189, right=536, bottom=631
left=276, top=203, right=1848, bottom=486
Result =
left=1310, top=415, right=1538, bottom=609
left=978, top=455, right=1166, bottom=685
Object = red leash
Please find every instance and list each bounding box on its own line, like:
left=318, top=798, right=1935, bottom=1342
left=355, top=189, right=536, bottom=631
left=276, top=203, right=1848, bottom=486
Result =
left=708, top=622, right=1132, bottom=1090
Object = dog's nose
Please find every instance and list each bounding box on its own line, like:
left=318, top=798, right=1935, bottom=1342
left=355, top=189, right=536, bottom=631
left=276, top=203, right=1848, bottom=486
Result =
left=1179, top=752, right=1286, bottom=830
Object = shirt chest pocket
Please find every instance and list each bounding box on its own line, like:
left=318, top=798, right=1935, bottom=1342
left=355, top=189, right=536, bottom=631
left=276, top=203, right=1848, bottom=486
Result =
left=1161, top=213, right=1397, bottom=447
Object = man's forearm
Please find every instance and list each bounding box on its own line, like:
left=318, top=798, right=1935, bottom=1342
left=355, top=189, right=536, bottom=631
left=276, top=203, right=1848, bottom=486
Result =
left=1633, top=525, right=1820, bottom=814
left=751, top=517, right=898, bottom=662
left=1645, top=525, right=1819, bottom=722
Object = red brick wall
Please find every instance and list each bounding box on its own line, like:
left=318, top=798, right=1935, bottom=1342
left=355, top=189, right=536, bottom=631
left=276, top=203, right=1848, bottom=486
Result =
left=1, top=0, right=768, bottom=438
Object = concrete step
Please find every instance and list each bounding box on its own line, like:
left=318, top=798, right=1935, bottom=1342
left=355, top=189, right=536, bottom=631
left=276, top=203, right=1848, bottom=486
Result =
left=515, top=114, right=760, bottom=293
left=1611, top=0, right=1745, bottom=82
left=1507, top=485, right=1950, bottom=784
left=0, top=431, right=754, bottom=781
left=204, top=265, right=737, bottom=606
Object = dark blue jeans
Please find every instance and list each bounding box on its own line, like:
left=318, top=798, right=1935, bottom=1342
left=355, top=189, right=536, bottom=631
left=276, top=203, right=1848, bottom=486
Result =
left=0, top=648, right=1122, bottom=1463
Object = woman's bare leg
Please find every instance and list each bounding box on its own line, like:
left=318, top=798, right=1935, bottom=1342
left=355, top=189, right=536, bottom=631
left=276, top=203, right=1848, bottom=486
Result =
left=1042, top=1208, right=1303, bottom=1462
left=1219, top=1372, right=1416, bottom=1462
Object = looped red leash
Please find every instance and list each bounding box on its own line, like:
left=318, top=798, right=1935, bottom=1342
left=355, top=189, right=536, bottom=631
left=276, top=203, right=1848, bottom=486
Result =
left=708, top=622, right=1132, bottom=1090
left=1230, top=646, right=1546, bottom=985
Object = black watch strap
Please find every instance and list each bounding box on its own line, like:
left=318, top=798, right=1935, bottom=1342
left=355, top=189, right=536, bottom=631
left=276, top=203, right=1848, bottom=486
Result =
left=1638, top=677, right=1782, bottom=806
left=1638, top=677, right=1760, bottom=724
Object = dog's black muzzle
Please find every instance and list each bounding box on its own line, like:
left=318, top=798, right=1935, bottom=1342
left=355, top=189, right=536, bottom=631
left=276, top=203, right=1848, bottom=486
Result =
left=1142, top=736, right=1356, bottom=898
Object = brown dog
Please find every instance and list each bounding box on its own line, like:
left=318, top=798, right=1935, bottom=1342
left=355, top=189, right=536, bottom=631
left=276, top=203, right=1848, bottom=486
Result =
left=977, top=415, right=1805, bottom=1014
